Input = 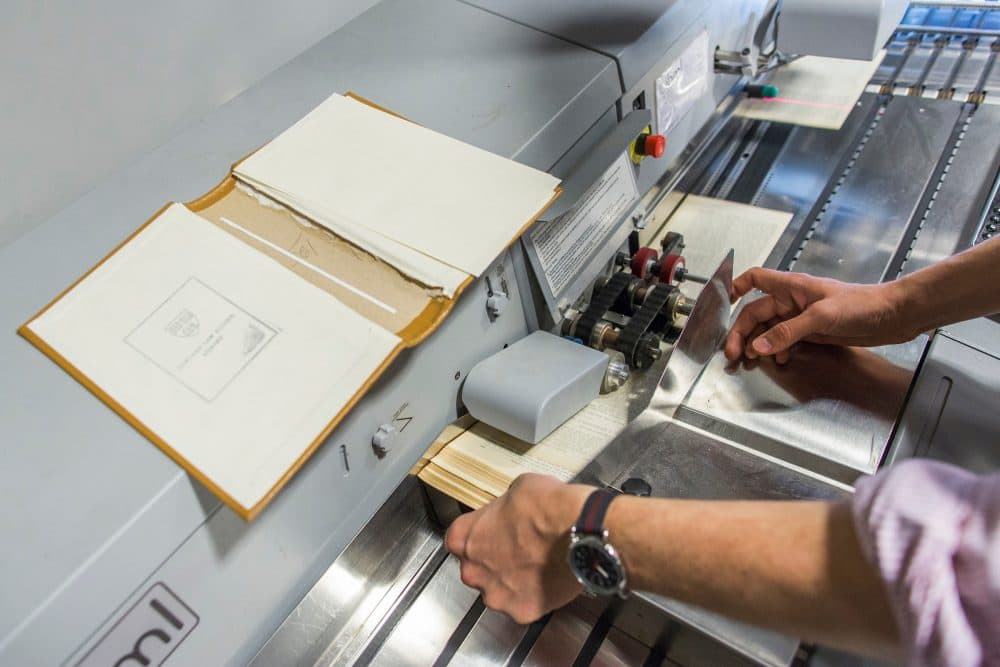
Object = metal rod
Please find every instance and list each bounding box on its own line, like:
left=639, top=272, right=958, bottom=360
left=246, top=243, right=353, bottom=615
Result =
left=683, top=273, right=709, bottom=285
left=897, top=25, right=1000, bottom=37
left=910, top=1, right=1000, bottom=8
left=677, top=296, right=695, bottom=317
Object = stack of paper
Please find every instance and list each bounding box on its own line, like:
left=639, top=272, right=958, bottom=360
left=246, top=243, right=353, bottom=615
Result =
left=235, top=94, right=561, bottom=295
left=419, top=394, right=630, bottom=509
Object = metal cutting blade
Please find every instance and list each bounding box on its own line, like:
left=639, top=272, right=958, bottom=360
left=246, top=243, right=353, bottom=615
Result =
left=575, top=250, right=735, bottom=488
left=648, top=249, right=734, bottom=415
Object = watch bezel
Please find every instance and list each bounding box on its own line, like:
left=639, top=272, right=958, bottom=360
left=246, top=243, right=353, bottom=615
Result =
left=567, top=529, right=628, bottom=598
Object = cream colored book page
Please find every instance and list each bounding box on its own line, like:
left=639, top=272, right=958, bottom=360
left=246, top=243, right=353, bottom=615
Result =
left=418, top=464, right=495, bottom=510
left=434, top=425, right=572, bottom=498
left=28, top=204, right=400, bottom=510
left=434, top=394, right=631, bottom=496
left=235, top=94, right=560, bottom=277
left=734, top=54, right=883, bottom=130
left=660, top=195, right=792, bottom=299
left=244, top=183, right=468, bottom=297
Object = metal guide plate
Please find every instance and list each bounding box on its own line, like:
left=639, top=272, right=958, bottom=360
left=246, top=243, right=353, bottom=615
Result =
left=791, top=96, right=962, bottom=283
left=901, top=103, right=1000, bottom=275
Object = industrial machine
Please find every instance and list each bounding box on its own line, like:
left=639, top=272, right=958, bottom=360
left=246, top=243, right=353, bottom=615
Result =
left=3, top=1, right=1000, bottom=665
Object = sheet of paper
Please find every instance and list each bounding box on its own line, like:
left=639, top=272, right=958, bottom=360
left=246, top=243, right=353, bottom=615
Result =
left=28, top=204, right=400, bottom=511
left=660, top=195, right=792, bottom=299
left=734, top=54, right=883, bottom=130
left=235, top=94, right=560, bottom=278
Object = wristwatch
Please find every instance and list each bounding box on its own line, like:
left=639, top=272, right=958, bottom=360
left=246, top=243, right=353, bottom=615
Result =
left=567, top=488, right=627, bottom=598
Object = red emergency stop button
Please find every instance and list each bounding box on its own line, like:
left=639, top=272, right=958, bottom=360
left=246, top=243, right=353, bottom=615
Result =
left=635, top=133, right=666, bottom=158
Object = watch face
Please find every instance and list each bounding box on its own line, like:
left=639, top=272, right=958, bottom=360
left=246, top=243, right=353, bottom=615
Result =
left=568, top=535, right=625, bottom=596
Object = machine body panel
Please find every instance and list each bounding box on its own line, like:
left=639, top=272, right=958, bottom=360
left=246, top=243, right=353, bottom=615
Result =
left=2, top=1, right=999, bottom=665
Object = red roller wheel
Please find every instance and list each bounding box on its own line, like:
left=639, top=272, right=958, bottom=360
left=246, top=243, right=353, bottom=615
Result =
left=659, top=254, right=686, bottom=284
left=630, top=247, right=659, bottom=279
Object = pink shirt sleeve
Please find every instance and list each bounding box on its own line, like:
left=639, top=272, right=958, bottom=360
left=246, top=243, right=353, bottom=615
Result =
left=852, top=459, right=1000, bottom=667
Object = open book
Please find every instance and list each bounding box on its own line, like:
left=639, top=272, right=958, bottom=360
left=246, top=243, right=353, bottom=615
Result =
left=20, top=93, right=560, bottom=520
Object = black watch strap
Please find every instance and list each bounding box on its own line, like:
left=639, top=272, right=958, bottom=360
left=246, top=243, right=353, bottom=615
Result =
left=574, top=489, right=619, bottom=536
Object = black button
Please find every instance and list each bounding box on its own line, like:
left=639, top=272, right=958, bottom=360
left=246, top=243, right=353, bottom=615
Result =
left=988, top=224, right=998, bottom=233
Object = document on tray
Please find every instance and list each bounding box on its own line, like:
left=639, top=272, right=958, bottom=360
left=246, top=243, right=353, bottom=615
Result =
left=734, top=54, right=883, bottom=130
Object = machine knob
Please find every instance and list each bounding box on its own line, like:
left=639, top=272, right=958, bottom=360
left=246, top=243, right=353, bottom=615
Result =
left=630, top=247, right=659, bottom=279
left=659, top=254, right=686, bottom=284
left=372, top=423, right=397, bottom=458
left=486, top=292, right=508, bottom=320
left=601, top=354, right=631, bottom=394
left=634, top=133, right=666, bottom=159
left=635, top=334, right=663, bottom=369
left=745, top=84, right=779, bottom=99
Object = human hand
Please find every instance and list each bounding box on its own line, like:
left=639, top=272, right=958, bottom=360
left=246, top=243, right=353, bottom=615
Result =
left=445, top=474, right=592, bottom=624
left=724, top=268, right=910, bottom=363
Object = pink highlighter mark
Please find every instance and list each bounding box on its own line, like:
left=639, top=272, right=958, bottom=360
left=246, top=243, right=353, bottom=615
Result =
left=763, top=96, right=854, bottom=111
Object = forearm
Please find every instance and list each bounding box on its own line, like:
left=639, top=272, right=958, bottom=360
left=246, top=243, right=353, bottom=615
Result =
left=601, top=496, right=900, bottom=660
left=893, top=236, right=1000, bottom=335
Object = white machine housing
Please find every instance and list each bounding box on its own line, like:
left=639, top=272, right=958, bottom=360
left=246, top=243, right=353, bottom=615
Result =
left=779, top=0, right=910, bottom=60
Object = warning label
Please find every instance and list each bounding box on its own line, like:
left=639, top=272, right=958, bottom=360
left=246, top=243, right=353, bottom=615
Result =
left=528, top=153, right=639, bottom=296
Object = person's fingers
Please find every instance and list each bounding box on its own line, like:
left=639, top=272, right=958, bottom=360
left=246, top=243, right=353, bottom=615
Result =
left=762, top=318, right=792, bottom=364
left=752, top=310, right=824, bottom=355
left=725, top=296, right=781, bottom=360
left=460, top=560, right=488, bottom=589
left=731, top=268, right=791, bottom=301
left=445, top=512, right=474, bottom=559
left=730, top=268, right=762, bottom=302
left=508, top=600, right=547, bottom=626
left=743, top=321, right=772, bottom=360
left=724, top=327, right=745, bottom=361
left=481, top=587, right=509, bottom=614
left=803, top=332, right=840, bottom=346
